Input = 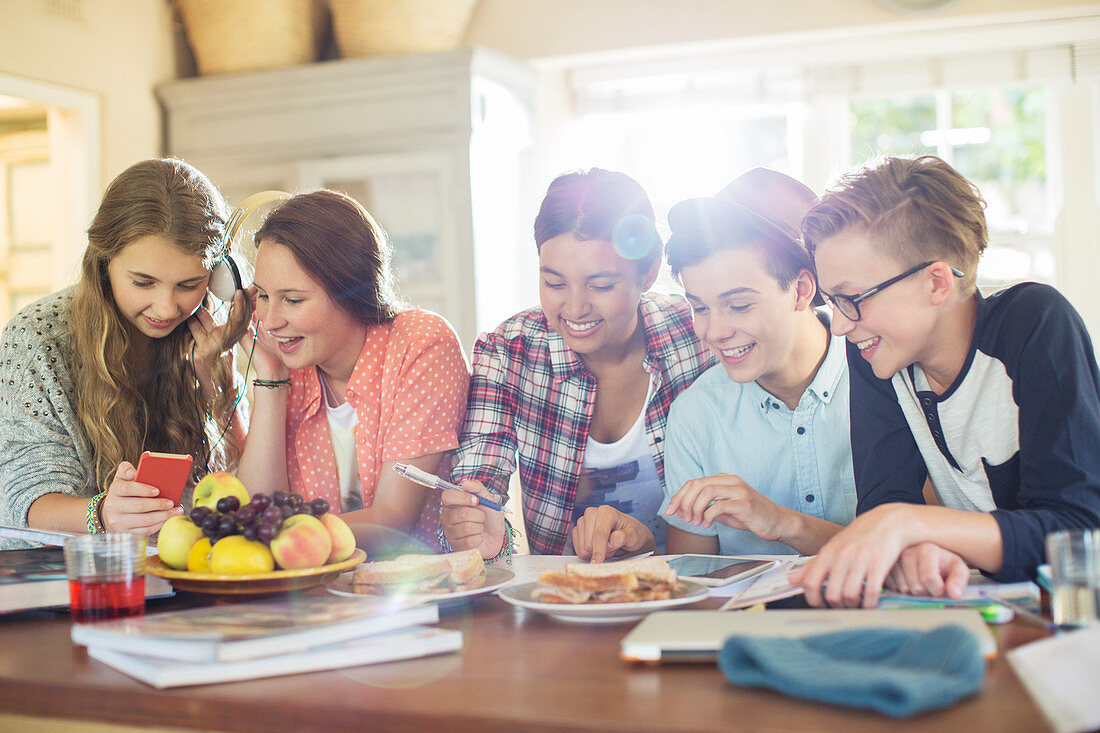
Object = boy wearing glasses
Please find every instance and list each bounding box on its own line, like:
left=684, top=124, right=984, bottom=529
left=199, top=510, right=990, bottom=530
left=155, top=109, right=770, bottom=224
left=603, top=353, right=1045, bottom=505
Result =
left=791, top=155, right=1100, bottom=608
left=581, top=169, right=858, bottom=559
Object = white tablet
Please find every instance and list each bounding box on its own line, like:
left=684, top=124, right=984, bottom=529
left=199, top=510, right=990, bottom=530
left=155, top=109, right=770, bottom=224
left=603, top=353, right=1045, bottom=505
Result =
left=666, top=555, right=778, bottom=587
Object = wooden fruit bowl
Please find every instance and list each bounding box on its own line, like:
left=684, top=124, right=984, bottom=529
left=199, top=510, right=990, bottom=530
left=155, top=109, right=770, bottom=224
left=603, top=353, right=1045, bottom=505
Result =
left=146, top=549, right=367, bottom=595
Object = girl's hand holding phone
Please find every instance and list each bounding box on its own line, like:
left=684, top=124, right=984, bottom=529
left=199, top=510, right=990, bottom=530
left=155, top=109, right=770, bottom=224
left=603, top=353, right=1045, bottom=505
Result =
left=100, top=460, right=184, bottom=535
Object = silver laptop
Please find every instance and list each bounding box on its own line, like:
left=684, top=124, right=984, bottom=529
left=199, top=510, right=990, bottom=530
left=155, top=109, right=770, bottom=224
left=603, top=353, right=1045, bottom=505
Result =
left=621, top=609, right=997, bottom=662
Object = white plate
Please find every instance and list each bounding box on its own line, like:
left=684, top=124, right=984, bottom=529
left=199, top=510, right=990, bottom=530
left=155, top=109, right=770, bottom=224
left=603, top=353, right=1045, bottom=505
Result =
left=497, top=580, right=710, bottom=624
left=325, top=566, right=515, bottom=604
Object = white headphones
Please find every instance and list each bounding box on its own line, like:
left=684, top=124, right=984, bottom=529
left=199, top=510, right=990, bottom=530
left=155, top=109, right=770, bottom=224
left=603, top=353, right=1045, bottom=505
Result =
left=208, top=190, right=291, bottom=301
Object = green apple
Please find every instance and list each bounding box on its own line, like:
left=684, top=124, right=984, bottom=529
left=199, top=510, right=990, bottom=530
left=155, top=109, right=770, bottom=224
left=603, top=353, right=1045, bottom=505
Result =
left=192, top=472, right=250, bottom=511
left=157, top=515, right=205, bottom=570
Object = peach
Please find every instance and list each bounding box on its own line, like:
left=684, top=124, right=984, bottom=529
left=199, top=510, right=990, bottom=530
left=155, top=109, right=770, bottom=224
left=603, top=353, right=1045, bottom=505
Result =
left=318, top=513, right=357, bottom=563
left=269, top=514, right=332, bottom=569
left=192, top=472, right=249, bottom=511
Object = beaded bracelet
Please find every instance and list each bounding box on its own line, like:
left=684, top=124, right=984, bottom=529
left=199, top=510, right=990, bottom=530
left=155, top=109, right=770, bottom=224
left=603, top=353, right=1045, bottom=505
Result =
left=487, top=518, right=516, bottom=565
left=86, top=492, right=106, bottom=534
left=252, top=378, right=292, bottom=389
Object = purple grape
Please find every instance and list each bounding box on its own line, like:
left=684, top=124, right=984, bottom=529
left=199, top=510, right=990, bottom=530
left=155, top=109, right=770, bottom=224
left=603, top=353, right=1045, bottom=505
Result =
left=236, top=505, right=257, bottom=525
left=216, top=496, right=240, bottom=513
left=250, top=494, right=271, bottom=511
left=280, top=504, right=294, bottom=519
left=242, top=525, right=258, bottom=541
left=297, top=504, right=314, bottom=516
left=272, top=490, right=288, bottom=507
left=310, top=498, right=329, bottom=516
left=201, top=515, right=219, bottom=533
left=286, top=493, right=302, bottom=511
left=189, top=506, right=211, bottom=526
left=217, top=516, right=236, bottom=534
left=262, top=505, right=282, bottom=524
left=257, top=525, right=277, bottom=543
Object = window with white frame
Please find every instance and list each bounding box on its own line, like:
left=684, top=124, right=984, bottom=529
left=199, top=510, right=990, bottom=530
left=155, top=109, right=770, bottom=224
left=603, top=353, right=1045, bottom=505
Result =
left=847, top=85, right=1054, bottom=291
left=550, top=19, right=1098, bottom=310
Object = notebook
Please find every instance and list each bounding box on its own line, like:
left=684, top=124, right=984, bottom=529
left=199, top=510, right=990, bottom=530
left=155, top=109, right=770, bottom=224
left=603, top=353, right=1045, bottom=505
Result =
left=72, top=595, right=437, bottom=663
left=620, top=608, right=998, bottom=662
left=89, top=625, right=463, bottom=689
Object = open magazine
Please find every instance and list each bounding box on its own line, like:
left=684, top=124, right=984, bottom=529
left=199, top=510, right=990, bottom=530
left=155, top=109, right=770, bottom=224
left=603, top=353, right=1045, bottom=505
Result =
left=717, top=557, right=810, bottom=610
left=715, top=557, right=1040, bottom=610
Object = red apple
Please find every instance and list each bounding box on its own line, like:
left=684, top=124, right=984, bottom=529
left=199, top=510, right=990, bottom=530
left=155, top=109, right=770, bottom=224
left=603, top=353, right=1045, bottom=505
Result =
left=269, top=514, right=332, bottom=569
left=318, top=513, right=357, bottom=563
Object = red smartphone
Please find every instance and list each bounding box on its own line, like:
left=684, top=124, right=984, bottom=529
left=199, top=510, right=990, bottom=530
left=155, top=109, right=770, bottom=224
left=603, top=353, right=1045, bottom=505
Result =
left=135, top=451, right=194, bottom=507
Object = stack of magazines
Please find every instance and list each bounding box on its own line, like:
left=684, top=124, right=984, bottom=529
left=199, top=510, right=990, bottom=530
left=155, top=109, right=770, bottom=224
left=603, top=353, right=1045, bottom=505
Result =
left=71, top=595, right=461, bottom=688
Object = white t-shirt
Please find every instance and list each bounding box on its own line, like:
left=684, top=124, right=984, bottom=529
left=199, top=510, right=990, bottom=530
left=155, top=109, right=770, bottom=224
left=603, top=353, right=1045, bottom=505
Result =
left=569, top=376, right=666, bottom=552
left=320, top=370, right=362, bottom=512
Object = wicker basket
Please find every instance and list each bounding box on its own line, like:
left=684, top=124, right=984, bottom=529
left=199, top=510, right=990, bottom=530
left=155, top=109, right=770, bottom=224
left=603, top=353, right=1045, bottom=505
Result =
left=329, top=0, right=477, bottom=57
left=176, top=0, right=330, bottom=75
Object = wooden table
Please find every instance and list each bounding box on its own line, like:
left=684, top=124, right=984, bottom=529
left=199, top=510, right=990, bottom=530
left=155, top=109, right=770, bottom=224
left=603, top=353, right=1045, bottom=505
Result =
left=0, top=585, right=1052, bottom=733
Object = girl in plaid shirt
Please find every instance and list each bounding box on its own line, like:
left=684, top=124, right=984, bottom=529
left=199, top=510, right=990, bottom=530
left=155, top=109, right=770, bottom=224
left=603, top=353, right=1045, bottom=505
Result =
left=440, top=169, right=713, bottom=561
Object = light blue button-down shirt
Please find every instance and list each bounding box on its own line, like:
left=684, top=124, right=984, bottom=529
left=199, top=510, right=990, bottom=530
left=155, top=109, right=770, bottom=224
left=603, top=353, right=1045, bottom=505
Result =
left=660, top=332, right=856, bottom=555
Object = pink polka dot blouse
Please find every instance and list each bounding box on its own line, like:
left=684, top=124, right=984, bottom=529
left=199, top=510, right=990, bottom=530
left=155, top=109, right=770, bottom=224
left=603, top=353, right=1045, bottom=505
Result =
left=283, top=310, right=469, bottom=547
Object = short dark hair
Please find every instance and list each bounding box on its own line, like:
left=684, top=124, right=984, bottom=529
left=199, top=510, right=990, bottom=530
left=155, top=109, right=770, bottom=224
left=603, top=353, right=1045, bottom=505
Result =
left=253, top=189, right=402, bottom=325
left=665, top=168, right=818, bottom=296
left=533, top=168, right=661, bottom=273
left=667, top=215, right=806, bottom=291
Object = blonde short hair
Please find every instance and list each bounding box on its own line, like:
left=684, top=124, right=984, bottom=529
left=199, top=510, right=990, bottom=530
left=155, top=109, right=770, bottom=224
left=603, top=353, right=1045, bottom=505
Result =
left=802, top=156, right=988, bottom=293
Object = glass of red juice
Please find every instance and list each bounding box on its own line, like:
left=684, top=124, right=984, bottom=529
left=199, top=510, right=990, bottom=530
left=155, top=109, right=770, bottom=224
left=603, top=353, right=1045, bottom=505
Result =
left=64, top=533, right=146, bottom=623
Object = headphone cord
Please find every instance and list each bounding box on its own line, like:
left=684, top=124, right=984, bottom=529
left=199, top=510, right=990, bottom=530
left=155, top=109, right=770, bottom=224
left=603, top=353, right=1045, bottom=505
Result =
left=188, top=298, right=257, bottom=464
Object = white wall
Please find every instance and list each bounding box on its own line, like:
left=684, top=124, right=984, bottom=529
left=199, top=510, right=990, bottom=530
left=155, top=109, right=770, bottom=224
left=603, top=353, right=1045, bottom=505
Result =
left=0, top=0, right=177, bottom=187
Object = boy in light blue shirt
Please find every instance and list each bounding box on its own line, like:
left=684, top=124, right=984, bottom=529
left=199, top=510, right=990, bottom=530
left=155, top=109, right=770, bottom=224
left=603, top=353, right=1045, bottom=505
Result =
left=659, top=169, right=857, bottom=556
left=572, top=169, right=858, bottom=560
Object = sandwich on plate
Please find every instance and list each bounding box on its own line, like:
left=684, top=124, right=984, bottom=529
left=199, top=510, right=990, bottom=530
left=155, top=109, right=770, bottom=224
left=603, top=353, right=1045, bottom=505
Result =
left=352, top=549, right=486, bottom=595
left=533, top=557, right=681, bottom=604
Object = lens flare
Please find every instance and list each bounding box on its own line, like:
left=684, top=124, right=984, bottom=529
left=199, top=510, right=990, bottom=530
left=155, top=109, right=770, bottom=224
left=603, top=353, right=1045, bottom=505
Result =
left=612, top=214, right=658, bottom=261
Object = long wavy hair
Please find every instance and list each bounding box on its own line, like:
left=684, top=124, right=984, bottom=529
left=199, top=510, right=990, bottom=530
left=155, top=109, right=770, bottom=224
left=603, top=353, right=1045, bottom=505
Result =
left=70, top=158, right=251, bottom=493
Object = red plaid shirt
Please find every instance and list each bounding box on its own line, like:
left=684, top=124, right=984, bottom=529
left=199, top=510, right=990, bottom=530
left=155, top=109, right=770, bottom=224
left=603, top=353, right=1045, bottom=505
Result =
left=449, top=292, right=714, bottom=554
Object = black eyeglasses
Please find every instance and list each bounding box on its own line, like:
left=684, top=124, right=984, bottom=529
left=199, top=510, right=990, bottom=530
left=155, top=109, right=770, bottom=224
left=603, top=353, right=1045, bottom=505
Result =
left=820, top=261, right=965, bottom=322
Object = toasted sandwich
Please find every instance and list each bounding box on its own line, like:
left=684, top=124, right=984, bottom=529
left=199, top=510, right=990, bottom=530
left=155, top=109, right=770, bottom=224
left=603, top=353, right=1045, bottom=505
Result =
left=533, top=557, right=680, bottom=604
left=351, top=549, right=485, bottom=595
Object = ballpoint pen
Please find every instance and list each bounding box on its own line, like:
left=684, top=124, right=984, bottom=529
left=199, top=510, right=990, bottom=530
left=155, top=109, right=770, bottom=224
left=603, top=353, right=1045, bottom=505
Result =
left=393, top=463, right=513, bottom=514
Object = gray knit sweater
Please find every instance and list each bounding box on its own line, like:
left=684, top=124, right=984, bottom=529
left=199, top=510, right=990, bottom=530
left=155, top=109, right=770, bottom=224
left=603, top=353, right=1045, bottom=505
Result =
left=0, top=288, right=95, bottom=548
left=0, top=288, right=211, bottom=549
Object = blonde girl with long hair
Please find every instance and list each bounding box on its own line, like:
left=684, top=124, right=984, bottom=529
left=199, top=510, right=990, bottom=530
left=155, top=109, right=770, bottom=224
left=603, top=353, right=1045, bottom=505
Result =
left=0, top=158, right=251, bottom=547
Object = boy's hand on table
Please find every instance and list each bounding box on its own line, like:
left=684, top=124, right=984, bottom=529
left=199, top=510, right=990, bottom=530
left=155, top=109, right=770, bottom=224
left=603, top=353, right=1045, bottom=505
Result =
left=788, top=503, right=914, bottom=608
left=440, top=479, right=506, bottom=560
left=572, top=506, right=653, bottom=564
left=886, top=541, right=970, bottom=599
left=665, top=473, right=789, bottom=542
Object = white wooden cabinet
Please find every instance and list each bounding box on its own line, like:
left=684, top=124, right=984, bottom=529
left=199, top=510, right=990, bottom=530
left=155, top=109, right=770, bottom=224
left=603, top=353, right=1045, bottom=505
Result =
left=157, top=47, right=537, bottom=351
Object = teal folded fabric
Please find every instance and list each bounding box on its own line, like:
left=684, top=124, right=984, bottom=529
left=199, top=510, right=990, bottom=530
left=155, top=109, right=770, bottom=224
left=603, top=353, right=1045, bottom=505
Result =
left=718, top=624, right=986, bottom=717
